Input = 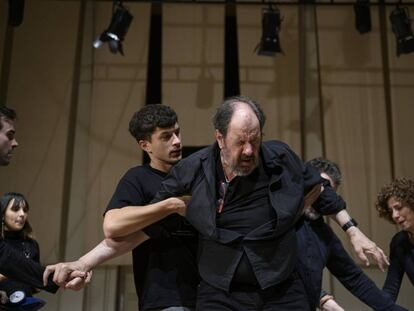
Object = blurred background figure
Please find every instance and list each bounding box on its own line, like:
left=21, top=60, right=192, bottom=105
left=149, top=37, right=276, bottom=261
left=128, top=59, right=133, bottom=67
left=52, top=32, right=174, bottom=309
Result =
left=376, top=178, right=414, bottom=302
left=0, top=192, right=46, bottom=310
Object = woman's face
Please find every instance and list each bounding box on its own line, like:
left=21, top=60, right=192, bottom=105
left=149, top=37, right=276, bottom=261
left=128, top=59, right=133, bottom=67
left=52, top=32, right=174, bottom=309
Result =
left=3, top=199, right=28, bottom=232
left=388, top=196, right=414, bottom=233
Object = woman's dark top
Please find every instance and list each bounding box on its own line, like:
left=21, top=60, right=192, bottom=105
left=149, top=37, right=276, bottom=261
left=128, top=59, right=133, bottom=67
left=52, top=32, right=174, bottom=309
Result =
left=383, top=230, right=414, bottom=301
left=0, top=231, right=40, bottom=297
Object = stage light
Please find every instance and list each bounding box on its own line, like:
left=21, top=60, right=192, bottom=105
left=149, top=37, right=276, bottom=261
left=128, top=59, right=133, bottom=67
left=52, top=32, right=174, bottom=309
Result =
left=354, top=0, right=371, bottom=34
left=390, top=6, right=414, bottom=56
left=255, top=6, right=283, bottom=56
left=8, top=0, right=25, bottom=27
left=93, top=1, right=133, bottom=55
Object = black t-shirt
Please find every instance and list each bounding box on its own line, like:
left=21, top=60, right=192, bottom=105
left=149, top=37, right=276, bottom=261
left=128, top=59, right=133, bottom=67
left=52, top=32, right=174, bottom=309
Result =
left=106, top=164, right=199, bottom=311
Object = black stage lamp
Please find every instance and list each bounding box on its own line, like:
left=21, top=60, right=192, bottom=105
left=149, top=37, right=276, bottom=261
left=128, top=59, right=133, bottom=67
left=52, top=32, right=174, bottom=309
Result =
left=93, top=1, right=133, bottom=55
left=8, top=0, right=25, bottom=27
left=354, top=0, right=371, bottom=34
left=389, top=6, right=414, bottom=56
left=256, top=6, right=283, bottom=56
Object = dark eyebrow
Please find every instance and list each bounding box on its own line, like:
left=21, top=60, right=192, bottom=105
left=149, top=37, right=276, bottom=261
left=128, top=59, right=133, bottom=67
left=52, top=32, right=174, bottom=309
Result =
left=160, top=127, right=180, bottom=136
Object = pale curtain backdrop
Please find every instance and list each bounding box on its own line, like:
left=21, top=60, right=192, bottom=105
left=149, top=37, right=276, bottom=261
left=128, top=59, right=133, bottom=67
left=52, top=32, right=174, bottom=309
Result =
left=0, top=1, right=413, bottom=310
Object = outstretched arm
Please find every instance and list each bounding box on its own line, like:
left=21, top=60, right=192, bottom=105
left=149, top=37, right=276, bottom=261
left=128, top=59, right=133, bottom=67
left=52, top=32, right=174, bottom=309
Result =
left=330, top=210, right=389, bottom=271
left=326, top=227, right=406, bottom=310
left=43, top=230, right=149, bottom=290
left=303, top=164, right=389, bottom=271
left=382, top=236, right=405, bottom=302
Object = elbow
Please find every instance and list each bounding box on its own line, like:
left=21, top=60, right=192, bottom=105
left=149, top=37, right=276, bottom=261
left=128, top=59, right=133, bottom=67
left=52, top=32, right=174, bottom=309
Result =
left=103, top=218, right=118, bottom=239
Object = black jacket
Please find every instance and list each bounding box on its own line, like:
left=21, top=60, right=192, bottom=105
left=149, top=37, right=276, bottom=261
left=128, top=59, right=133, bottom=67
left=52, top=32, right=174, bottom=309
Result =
left=153, top=140, right=346, bottom=291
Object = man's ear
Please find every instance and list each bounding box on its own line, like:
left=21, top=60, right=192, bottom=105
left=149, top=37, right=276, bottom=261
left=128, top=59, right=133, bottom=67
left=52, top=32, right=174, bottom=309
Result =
left=138, top=140, right=151, bottom=153
left=215, top=130, right=224, bottom=149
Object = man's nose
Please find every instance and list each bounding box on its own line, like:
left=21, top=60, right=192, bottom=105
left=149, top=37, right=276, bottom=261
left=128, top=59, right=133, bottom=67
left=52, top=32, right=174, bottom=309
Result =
left=243, top=143, right=253, bottom=156
left=172, top=133, right=181, bottom=146
left=12, top=139, right=18, bottom=148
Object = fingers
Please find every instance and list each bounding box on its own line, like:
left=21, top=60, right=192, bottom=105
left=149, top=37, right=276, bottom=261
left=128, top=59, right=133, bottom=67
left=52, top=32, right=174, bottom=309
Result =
left=65, top=271, right=92, bottom=291
left=65, top=277, right=85, bottom=291
left=85, top=271, right=93, bottom=283
left=365, top=246, right=389, bottom=272
left=43, top=265, right=56, bottom=286
left=70, top=270, right=87, bottom=279
left=356, top=248, right=370, bottom=267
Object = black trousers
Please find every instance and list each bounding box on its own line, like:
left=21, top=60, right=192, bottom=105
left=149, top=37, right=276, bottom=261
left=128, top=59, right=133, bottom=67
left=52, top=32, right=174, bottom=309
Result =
left=196, top=272, right=311, bottom=311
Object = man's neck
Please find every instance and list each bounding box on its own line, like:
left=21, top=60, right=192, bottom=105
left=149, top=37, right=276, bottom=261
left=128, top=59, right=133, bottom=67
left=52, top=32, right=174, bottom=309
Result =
left=220, top=157, right=236, bottom=182
left=149, top=161, right=172, bottom=174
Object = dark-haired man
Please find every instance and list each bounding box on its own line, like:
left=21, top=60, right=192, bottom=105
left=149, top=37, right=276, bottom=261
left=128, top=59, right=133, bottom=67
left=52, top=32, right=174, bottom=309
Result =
left=46, top=104, right=198, bottom=311
left=0, top=106, right=18, bottom=166
left=0, top=106, right=59, bottom=299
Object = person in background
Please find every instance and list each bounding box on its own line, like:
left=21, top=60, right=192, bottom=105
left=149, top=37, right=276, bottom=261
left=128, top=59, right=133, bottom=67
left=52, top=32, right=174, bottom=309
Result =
left=298, top=158, right=407, bottom=311
left=0, top=106, right=64, bottom=293
left=0, top=193, right=45, bottom=307
left=376, top=178, right=414, bottom=301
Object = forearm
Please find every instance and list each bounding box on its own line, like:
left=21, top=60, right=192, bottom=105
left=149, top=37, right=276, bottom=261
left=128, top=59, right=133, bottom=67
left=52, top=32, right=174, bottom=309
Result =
left=79, top=231, right=149, bottom=271
left=330, top=210, right=365, bottom=242
left=103, top=199, right=181, bottom=238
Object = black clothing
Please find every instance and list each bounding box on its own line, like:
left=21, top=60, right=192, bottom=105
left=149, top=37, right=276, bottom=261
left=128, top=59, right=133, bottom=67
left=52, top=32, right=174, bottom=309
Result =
left=152, top=140, right=346, bottom=293
left=0, top=239, right=57, bottom=294
left=196, top=272, right=310, bottom=311
left=296, top=217, right=407, bottom=311
left=0, top=231, right=39, bottom=297
left=216, top=160, right=275, bottom=236
left=383, top=231, right=414, bottom=301
left=106, top=164, right=198, bottom=311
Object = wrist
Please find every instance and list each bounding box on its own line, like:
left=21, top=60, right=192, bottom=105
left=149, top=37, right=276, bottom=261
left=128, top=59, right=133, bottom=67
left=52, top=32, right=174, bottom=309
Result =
left=342, top=218, right=358, bottom=232
left=78, top=258, right=92, bottom=272
left=320, top=294, right=334, bottom=308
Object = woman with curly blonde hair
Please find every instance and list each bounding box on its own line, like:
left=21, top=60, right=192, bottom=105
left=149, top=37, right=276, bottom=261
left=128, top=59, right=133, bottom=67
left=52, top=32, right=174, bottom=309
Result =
left=376, top=178, right=414, bottom=301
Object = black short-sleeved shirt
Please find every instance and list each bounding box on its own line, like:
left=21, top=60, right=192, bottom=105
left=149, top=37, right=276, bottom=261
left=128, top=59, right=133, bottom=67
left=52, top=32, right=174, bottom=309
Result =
left=106, top=164, right=199, bottom=311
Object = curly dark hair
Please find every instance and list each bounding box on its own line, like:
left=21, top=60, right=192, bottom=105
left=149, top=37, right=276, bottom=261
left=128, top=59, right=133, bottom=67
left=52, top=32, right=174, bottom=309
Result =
left=1, top=192, right=33, bottom=239
left=213, top=95, right=266, bottom=137
left=375, top=178, right=414, bottom=224
left=129, top=104, right=178, bottom=142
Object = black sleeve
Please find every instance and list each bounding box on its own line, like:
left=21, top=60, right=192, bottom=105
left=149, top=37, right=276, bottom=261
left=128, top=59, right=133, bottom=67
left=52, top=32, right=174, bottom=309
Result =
left=0, top=241, right=58, bottom=293
left=382, top=235, right=405, bottom=302
left=326, top=228, right=406, bottom=311
left=106, top=176, right=146, bottom=213
left=145, top=164, right=191, bottom=238
left=303, top=162, right=346, bottom=215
